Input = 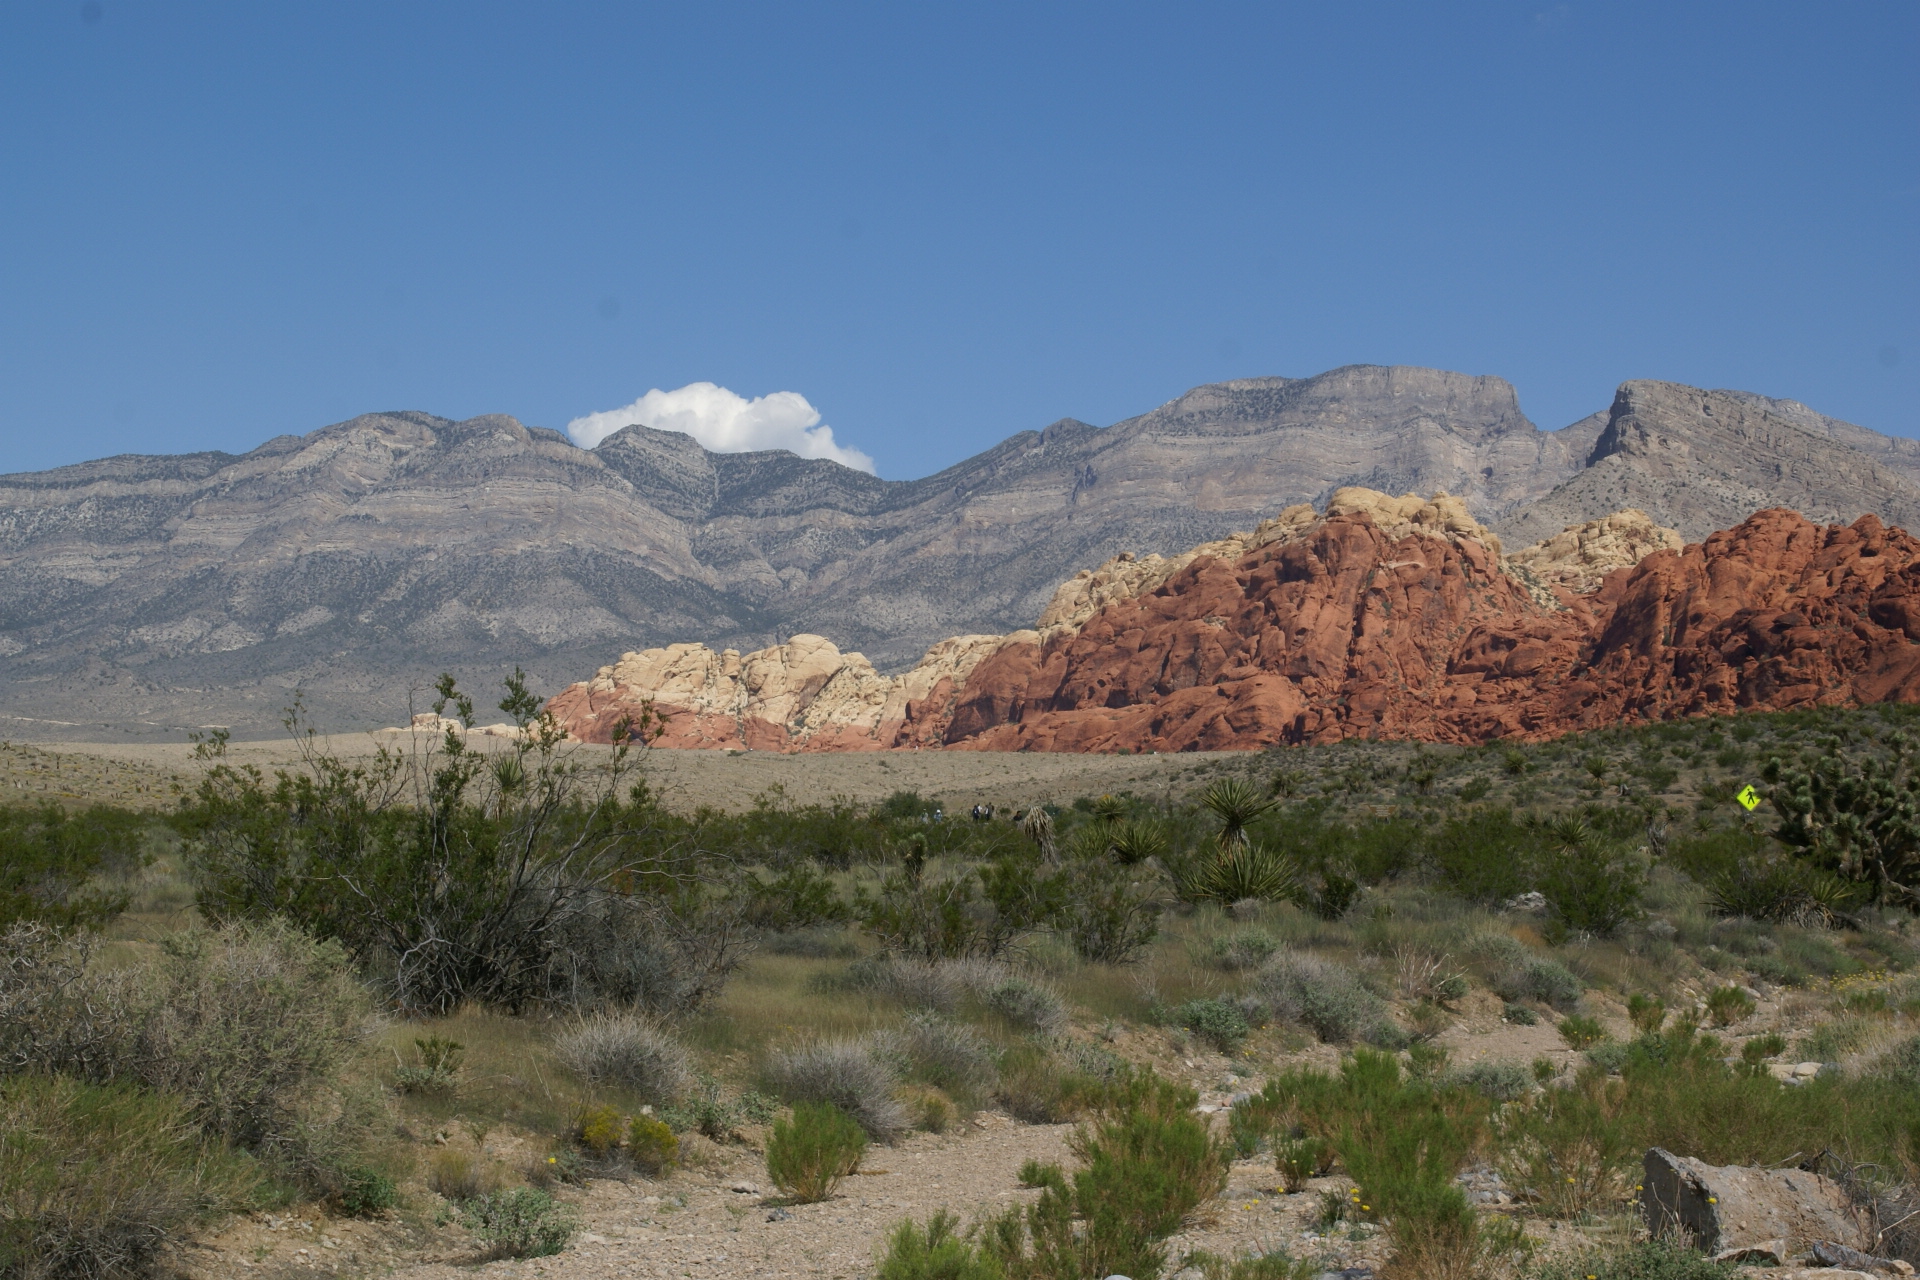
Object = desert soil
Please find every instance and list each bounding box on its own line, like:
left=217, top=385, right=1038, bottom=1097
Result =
left=5, top=734, right=1249, bottom=814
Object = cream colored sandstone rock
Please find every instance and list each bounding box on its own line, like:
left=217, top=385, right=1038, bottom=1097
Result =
left=1035, top=504, right=1318, bottom=639
left=1506, top=509, right=1683, bottom=594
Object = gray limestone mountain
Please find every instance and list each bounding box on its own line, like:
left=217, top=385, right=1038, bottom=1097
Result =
left=1, top=363, right=1914, bottom=738
left=1493, top=380, right=1920, bottom=545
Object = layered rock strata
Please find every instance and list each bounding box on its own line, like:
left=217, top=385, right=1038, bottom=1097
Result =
left=547, top=493, right=1920, bottom=752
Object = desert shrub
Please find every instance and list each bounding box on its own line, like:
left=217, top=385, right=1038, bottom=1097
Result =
left=0, top=802, right=149, bottom=929
left=876, top=1209, right=1003, bottom=1280
left=626, top=1114, right=677, bottom=1174
left=1626, top=993, right=1666, bottom=1036
left=1528, top=1237, right=1738, bottom=1279
left=554, top=1011, right=690, bottom=1104
left=1557, top=1015, right=1607, bottom=1050
left=766, top=1102, right=867, bottom=1202
left=840, top=953, right=980, bottom=1011
left=1205, top=931, right=1279, bottom=971
left=1473, top=936, right=1583, bottom=1010
left=574, top=1103, right=624, bottom=1157
left=993, top=1045, right=1114, bottom=1125
left=1190, top=842, right=1299, bottom=907
left=393, top=1034, right=464, bottom=1094
left=1534, top=817, right=1646, bottom=937
left=656, top=1075, right=776, bottom=1139
left=1, top=919, right=379, bottom=1197
left=0, top=1075, right=259, bottom=1280
left=744, top=861, right=852, bottom=931
left=1275, top=1135, right=1334, bottom=1193
left=1497, top=1072, right=1636, bottom=1218
left=178, top=678, right=748, bottom=1016
left=1310, top=1052, right=1512, bottom=1280
left=767, top=1040, right=907, bottom=1142
left=1407, top=1041, right=1450, bottom=1080
left=1447, top=1060, right=1531, bottom=1102
left=900, top=1085, right=957, bottom=1133
left=1703, top=985, right=1755, bottom=1028
left=1585, top=1041, right=1631, bottom=1074
left=136, top=922, right=372, bottom=1153
left=1178, top=998, right=1251, bottom=1052
left=428, top=1148, right=488, bottom=1200
left=1252, top=951, right=1390, bottom=1044
left=890, top=1013, right=998, bottom=1101
left=983, top=1074, right=1230, bottom=1280
left=460, top=1186, right=577, bottom=1259
left=1427, top=807, right=1532, bottom=904
left=336, top=1165, right=397, bottom=1217
left=980, top=977, right=1068, bottom=1036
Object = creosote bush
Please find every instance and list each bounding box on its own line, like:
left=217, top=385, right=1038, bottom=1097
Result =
left=766, top=1102, right=867, bottom=1203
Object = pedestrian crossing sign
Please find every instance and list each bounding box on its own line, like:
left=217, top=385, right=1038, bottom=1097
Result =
left=1736, top=785, right=1761, bottom=812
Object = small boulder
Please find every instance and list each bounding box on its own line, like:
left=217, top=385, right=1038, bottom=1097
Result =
left=1640, top=1148, right=1871, bottom=1263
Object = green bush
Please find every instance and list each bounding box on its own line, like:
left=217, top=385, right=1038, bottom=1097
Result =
left=1557, top=1015, right=1607, bottom=1050
left=574, top=1103, right=624, bottom=1157
left=178, top=676, right=747, bottom=1016
left=335, top=1165, right=398, bottom=1217
left=1534, top=817, right=1646, bottom=936
left=460, top=1186, right=578, bottom=1259
left=1206, top=931, right=1280, bottom=972
left=627, top=1115, right=678, bottom=1175
left=1274, top=1135, right=1333, bottom=1193
left=1178, top=999, right=1251, bottom=1052
left=0, top=1075, right=259, bottom=1280
left=1704, top=985, right=1755, bottom=1027
left=983, top=1074, right=1230, bottom=1280
left=876, top=1210, right=1003, bottom=1280
left=393, top=1034, right=464, bottom=1095
left=766, top=1102, right=867, bottom=1203
left=0, top=802, right=149, bottom=929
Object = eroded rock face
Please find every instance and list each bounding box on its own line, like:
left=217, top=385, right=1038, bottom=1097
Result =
left=546, top=496, right=1920, bottom=752
left=544, top=631, right=1009, bottom=751
left=940, top=506, right=1920, bottom=751
left=1507, top=509, right=1683, bottom=595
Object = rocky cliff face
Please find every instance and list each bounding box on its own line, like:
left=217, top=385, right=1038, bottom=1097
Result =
left=938, top=504, right=1920, bottom=751
left=548, top=497, right=1920, bottom=751
left=1496, top=382, right=1920, bottom=545
left=4, top=365, right=1915, bottom=738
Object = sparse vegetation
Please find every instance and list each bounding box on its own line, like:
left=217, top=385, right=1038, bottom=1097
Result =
left=7, top=700, right=1920, bottom=1275
left=766, top=1101, right=868, bottom=1202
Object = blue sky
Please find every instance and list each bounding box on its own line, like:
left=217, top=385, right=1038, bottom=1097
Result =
left=0, top=2, right=1913, bottom=479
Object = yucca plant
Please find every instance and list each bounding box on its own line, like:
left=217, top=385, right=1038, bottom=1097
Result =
left=1201, top=777, right=1277, bottom=848
left=1194, top=841, right=1299, bottom=905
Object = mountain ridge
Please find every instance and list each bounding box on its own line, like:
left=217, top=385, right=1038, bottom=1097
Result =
left=3, top=364, right=1915, bottom=738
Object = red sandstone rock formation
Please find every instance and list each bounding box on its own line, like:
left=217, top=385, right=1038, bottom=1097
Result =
left=944, top=508, right=1920, bottom=750
left=544, top=499, right=1920, bottom=752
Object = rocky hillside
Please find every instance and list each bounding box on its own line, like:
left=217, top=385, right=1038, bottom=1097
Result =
left=4, top=364, right=1915, bottom=737
left=550, top=492, right=1920, bottom=751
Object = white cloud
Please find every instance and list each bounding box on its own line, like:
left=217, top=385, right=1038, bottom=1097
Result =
left=566, top=382, right=875, bottom=473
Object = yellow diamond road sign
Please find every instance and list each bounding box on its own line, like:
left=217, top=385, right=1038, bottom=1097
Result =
left=1736, top=785, right=1761, bottom=812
